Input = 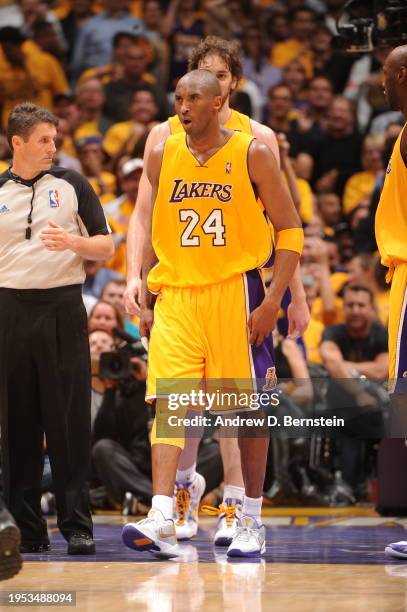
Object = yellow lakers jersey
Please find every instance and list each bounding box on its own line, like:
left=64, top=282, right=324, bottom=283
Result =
left=376, top=123, right=407, bottom=269
left=168, top=109, right=252, bottom=135
left=147, top=131, right=272, bottom=292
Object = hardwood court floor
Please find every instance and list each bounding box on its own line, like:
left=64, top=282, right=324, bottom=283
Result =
left=3, top=509, right=407, bottom=612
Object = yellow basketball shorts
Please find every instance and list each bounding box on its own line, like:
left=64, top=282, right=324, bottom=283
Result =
left=388, top=262, right=407, bottom=393
left=147, top=270, right=276, bottom=446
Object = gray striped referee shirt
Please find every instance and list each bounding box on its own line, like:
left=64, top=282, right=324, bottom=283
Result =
left=0, top=167, right=110, bottom=289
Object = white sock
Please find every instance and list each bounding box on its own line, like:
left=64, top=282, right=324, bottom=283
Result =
left=176, top=463, right=196, bottom=485
left=242, top=495, right=263, bottom=524
left=152, top=495, right=173, bottom=520
left=223, top=485, right=244, bottom=509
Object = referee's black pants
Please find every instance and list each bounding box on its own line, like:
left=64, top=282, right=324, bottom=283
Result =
left=0, top=285, right=93, bottom=545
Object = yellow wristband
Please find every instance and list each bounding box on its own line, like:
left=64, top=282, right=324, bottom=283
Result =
left=275, top=227, right=304, bottom=255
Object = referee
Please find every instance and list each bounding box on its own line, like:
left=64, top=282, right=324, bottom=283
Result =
left=0, top=103, right=114, bottom=555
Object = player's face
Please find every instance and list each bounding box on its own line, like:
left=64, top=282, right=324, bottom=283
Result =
left=174, top=83, right=222, bottom=135
left=198, top=54, right=237, bottom=106
left=382, top=58, right=401, bottom=111
left=13, top=122, right=56, bottom=172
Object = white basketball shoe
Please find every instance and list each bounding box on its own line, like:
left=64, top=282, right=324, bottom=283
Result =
left=385, top=541, right=407, bottom=559
left=202, top=503, right=240, bottom=546
left=122, top=508, right=179, bottom=558
left=227, top=515, right=266, bottom=557
left=174, top=472, right=206, bottom=540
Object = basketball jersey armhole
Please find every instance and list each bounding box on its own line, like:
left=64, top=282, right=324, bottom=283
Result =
left=400, top=124, right=407, bottom=169
left=245, top=137, right=260, bottom=203
left=156, top=138, right=173, bottom=196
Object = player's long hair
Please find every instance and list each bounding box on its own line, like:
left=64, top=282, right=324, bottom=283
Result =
left=188, top=36, right=243, bottom=83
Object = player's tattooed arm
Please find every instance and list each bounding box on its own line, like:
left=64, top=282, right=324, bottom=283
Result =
left=139, top=142, right=165, bottom=339
left=124, top=121, right=171, bottom=315
left=247, top=140, right=303, bottom=346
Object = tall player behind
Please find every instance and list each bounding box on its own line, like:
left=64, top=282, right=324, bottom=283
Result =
left=375, top=45, right=407, bottom=560
left=122, top=69, right=303, bottom=558
left=124, top=37, right=309, bottom=544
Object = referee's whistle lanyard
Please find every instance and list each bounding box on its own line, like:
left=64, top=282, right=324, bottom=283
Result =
left=6, top=168, right=43, bottom=240
left=26, top=184, right=35, bottom=240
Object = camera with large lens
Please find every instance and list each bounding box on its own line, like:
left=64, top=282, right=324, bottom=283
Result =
left=337, top=0, right=407, bottom=52
left=99, top=327, right=147, bottom=381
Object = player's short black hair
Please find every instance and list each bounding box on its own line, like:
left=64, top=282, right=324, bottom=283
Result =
left=7, top=103, right=58, bottom=148
left=188, top=36, right=243, bottom=82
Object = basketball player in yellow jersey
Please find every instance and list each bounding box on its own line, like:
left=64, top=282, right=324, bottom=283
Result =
left=123, top=36, right=309, bottom=545
left=122, top=70, right=303, bottom=558
left=377, top=45, right=407, bottom=561
left=124, top=37, right=308, bottom=329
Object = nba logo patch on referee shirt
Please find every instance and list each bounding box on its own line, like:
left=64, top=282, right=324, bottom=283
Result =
left=49, top=189, right=60, bottom=208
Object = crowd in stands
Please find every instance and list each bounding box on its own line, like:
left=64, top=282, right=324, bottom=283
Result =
left=0, top=0, right=400, bottom=512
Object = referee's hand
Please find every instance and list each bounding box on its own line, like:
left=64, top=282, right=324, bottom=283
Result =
left=40, top=220, right=70, bottom=251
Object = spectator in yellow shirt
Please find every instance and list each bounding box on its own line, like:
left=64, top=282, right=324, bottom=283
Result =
left=0, top=132, right=11, bottom=170
left=302, top=236, right=346, bottom=326
left=76, top=136, right=116, bottom=203
left=0, top=26, right=69, bottom=128
left=282, top=59, right=309, bottom=107
left=301, top=273, right=325, bottom=364
left=32, top=19, right=66, bottom=64
left=103, top=85, right=159, bottom=159
left=343, top=134, right=384, bottom=216
left=104, top=157, right=142, bottom=276
left=277, top=131, right=314, bottom=224
left=271, top=6, right=316, bottom=79
left=77, top=31, right=153, bottom=86
left=316, top=192, right=342, bottom=235
left=74, top=78, right=112, bottom=140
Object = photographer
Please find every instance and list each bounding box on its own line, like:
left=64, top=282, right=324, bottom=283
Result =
left=89, top=328, right=152, bottom=512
